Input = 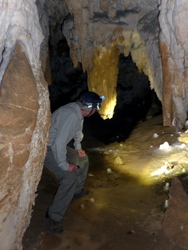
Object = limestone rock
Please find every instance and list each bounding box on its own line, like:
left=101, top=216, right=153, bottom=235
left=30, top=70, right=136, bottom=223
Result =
left=0, top=44, right=50, bottom=249
left=114, top=156, right=124, bottom=165
left=178, top=132, right=188, bottom=144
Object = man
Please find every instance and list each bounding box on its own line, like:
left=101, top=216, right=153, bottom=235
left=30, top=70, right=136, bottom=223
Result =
left=44, top=91, right=104, bottom=233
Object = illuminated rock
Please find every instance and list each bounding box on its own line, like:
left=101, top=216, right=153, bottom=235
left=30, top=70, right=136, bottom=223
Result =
left=0, top=1, right=50, bottom=248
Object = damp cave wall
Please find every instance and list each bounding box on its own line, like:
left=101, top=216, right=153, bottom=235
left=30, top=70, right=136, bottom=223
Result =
left=0, top=0, right=188, bottom=249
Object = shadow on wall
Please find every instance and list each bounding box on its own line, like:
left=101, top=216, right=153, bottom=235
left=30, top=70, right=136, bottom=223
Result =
left=48, top=47, right=162, bottom=144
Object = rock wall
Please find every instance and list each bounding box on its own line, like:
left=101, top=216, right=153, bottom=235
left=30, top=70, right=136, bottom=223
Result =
left=159, top=0, right=188, bottom=129
left=0, top=1, right=50, bottom=249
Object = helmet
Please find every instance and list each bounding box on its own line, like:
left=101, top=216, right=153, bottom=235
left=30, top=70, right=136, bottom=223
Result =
left=78, top=91, right=105, bottom=110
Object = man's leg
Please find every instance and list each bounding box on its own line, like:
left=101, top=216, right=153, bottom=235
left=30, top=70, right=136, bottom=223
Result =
left=66, top=146, right=89, bottom=195
left=44, top=147, right=77, bottom=232
left=48, top=171, right=77, bottom=221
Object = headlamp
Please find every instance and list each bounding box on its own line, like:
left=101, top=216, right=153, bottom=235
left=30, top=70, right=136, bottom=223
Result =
left=100, top=96, right=105, bottom=101
left=78, top=92, right=105, bottom=110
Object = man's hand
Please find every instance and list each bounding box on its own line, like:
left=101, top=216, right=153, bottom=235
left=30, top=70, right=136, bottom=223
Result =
left=68, top=163, right=78, bottom=172
left=76, top=149, right=86, bottom=157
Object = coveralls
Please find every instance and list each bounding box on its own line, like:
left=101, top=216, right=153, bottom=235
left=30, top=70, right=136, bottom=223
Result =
left=44, top=102, right=89, bottom=222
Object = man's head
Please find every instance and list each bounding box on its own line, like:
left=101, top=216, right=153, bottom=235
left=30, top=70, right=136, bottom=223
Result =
left=77, top=91, right=105, bottom=117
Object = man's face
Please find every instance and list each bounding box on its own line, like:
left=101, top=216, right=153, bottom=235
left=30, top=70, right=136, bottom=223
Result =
left=82, top=108, right=97, bottom=117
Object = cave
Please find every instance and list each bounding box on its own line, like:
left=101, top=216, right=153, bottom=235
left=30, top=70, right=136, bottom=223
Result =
left=1, top=1, right=188, bottom=249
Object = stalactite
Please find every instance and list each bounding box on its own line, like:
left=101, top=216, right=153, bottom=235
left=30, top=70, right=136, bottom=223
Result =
left=87, top=43, right=120, bottom=119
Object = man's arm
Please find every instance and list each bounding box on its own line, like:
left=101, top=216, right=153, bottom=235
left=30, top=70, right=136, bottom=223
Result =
left=73, top=119, right=84, bottom=150
left=73, top=119, right=87, bottom=157
left=51, top=114, right=77, bottom=171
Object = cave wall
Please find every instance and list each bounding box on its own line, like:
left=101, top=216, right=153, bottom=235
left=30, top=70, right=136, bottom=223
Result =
left=0, top=1, right=50, bottom=249
left=159, top=0, right=188, bottom=130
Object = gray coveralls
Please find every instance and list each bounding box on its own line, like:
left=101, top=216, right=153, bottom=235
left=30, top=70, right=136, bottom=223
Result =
left=44, top=102, right=89, bottom=222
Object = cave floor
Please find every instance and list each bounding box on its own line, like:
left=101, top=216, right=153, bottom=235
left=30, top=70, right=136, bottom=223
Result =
left=23, top=116, right=188, bottom=250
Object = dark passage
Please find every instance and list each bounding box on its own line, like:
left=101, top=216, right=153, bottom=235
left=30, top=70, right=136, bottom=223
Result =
left=48, top=45, right=162, bottom=144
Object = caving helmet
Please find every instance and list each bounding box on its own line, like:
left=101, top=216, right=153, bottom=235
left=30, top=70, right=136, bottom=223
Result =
left=77, top=91, right=105, bottom=110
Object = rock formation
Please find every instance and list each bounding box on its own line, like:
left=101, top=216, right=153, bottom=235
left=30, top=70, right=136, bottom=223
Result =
left=0, top=1, right=50, bottom=249
left=62, top=0, right=162, bottom=119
